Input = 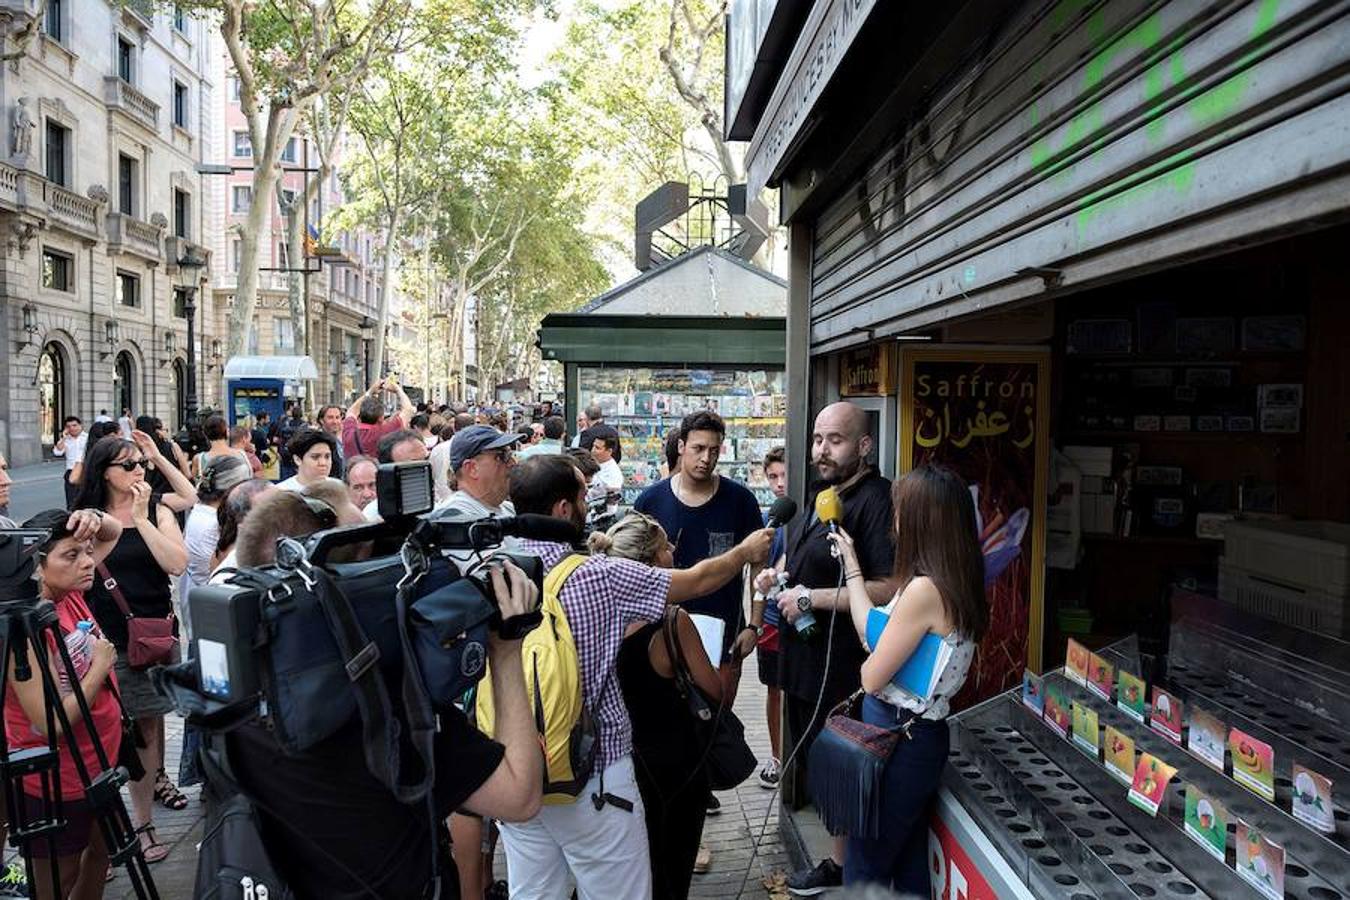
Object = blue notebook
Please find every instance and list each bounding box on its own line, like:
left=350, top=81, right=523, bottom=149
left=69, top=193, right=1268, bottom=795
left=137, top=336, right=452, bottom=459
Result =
left=866, top=607, right=953, bottom=700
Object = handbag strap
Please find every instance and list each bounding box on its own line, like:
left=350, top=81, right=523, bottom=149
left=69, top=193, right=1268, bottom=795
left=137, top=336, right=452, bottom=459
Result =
left=660, top=609, right=713, bottom=719
left=96, top=562, right=134, bottom=619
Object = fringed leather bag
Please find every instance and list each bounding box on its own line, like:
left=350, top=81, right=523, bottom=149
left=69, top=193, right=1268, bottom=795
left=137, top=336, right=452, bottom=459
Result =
left=807, top=689, right=911, bottom=840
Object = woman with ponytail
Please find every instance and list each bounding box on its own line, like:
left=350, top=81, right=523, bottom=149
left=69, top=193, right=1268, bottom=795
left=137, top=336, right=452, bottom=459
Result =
left=826, top=465, right=988, bottom=893
left=589, top=513, right=723, bottom=900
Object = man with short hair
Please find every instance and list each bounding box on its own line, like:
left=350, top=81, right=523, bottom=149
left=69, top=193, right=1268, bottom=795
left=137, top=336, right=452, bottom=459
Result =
left=117, top=407, right=134, bottom=440
left=342, top=379, right=414, bottom=461
left=577, top=404, right=621, bottom=462
left=362, top=429, right=430, bottom=521
left=317, top=404, right=345, bottom=473
left=52, top=415, right=87, bottom=508
left=757, top=402, right=895, bottom=896
left=501, top=455, right=774, bottom=899
left=516, top=416, right=565, bottom=460
left=635, top=410, right=764, bottom=704
left=343, top=455, right=378, bottom=511
left=94, top=409, right=113, bottom=424
left=411, top=412, right=437, bottom=450
left=589, top=431, right=624, bottom=495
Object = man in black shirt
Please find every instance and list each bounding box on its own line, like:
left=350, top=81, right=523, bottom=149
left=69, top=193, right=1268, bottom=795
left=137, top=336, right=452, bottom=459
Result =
left=755, top=401, right=895, bottom=896
left=223, top=491, right=545, bottom=899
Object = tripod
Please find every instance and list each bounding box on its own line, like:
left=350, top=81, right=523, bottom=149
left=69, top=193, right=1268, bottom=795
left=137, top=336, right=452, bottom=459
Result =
left=0, top=585, right=159, bottom=899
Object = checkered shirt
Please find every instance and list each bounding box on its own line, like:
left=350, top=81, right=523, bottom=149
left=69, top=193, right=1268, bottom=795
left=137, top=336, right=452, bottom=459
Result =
left=516, top=539, right=672, bottom=768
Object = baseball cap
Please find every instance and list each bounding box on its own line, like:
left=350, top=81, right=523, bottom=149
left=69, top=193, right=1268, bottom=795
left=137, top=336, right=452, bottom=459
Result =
left=450, top=425, right=522, bottom=471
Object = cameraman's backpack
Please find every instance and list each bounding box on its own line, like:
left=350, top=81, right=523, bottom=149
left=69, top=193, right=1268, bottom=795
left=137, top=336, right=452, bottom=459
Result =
left=476, top=553, right=594, bottom=804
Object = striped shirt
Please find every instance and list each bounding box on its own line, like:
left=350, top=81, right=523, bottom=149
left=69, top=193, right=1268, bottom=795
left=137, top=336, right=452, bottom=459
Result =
left=516, top=539, right=672, bottom=768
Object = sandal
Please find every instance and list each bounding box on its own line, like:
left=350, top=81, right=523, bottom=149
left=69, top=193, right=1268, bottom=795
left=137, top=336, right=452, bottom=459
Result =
left=154, top=768, right=189, bottom=811
left=136, top=825, right=169, bottom=864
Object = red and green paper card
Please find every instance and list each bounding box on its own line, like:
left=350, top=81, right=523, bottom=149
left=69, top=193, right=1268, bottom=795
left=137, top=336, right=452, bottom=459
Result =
left=1150, top=686, right=1184, bottom=744
left=1236, top=821, right=1285, bottom=900
left=1291, top=764, right=1334, bottom=833
left=1117, top=670, right=1147, bottom=723
left=1072, top=701, right=1099, bottom=757
left=1230, top=728, right=1275, bottom=801
left=1043, top=681, right=1070, bottom=738
left=1187, top=707, right=1226, bottom=771
left=1104, top=725, right=1134, bottom=785
left=1183, top=786, right=1228, bottom=861
left=1128, top=753, right=1178, bottom=816
left=1065, top=638, right=1090, bottom=686
left=1086, top=653, right=1114, bottom=702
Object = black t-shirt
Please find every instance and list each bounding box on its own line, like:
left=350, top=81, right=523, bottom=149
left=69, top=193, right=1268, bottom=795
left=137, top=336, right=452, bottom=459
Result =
left=88, top=497, right=175, bottom=649
left=779, top=471, right=895, bottom=703
left=579, top=423, right=622, bottom=462
left=228, top=707, right=504, bottom=900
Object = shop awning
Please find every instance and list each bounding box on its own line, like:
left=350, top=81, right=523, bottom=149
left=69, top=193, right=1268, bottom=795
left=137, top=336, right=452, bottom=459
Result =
left=538, top=314, right=785, bottom=366
left=222, top=356, right=319, bottom=381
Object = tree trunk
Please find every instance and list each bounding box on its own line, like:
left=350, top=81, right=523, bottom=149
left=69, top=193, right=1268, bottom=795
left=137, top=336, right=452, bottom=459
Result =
left=284, top=203, right=306, bottom=353
left=370, top=207, right=402, bottom=378
left=226, top=169, right=279, bottom=358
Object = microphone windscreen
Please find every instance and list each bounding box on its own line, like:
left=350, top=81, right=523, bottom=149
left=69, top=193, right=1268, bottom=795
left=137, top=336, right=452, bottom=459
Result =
left=815, top=487, right=843, bottom=526
left=765, top=496, right=798, bottom=529
left=503, top=514, right=582, bottom=545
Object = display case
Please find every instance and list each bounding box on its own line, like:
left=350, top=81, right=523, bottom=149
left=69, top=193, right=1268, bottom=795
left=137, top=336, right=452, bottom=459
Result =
left=577, top=365, right=786, bottom=505
left=938, top=592, right=1349, bottom=899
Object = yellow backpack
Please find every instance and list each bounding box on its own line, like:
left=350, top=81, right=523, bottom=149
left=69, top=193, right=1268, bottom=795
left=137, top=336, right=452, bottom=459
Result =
left=475, top=554, right=595, bottom=804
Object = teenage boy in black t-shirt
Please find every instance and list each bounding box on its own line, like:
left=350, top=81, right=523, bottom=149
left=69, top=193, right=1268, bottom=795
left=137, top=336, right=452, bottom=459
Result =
left=754, top=401, right=895, bottom=896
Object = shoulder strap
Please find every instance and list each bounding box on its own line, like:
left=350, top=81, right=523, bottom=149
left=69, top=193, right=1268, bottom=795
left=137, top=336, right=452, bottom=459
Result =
left=544, top=553, right=589, bottom=598
left=96, top=562, right=134, bottom=619
left=307, top=566, right=433, bottom=805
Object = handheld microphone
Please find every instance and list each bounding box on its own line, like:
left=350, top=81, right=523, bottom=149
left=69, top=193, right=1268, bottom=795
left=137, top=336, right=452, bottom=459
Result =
left=815, top=487, right=843, bottom=532
left=765, top=496, right=798, bottom=530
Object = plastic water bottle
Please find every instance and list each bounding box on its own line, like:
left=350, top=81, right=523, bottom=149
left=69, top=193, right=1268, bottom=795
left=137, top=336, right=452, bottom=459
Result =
left=59, top=621, right=95, bottom=692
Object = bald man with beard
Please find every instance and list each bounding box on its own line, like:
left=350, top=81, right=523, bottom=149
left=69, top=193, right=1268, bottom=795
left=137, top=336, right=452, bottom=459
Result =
left=754, top=402, right=897, bottom=895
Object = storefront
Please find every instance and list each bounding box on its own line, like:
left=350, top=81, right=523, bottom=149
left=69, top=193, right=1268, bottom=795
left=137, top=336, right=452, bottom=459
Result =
left=537, top=245, right=788, bottom=505
left=732, top=0, right=1350, bottom=893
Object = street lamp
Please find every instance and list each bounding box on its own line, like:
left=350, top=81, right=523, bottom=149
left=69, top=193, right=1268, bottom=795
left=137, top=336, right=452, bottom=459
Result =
left=176, top=250, right=208, bottom=425
left=162, top=329, right=176, bottom=364
left=360, top=316, right=375, bottom=384
left=19, top=302, right=39, bottom=349
left=102, top=319, right=119, bottom=359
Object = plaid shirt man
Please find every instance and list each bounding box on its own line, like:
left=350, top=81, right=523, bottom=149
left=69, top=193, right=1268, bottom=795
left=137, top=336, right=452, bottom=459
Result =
left=517, top=539, right=672, bottom=768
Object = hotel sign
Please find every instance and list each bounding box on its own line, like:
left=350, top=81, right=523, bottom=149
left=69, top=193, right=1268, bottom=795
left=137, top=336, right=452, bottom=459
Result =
left=746, top=0, right=878, bottom=200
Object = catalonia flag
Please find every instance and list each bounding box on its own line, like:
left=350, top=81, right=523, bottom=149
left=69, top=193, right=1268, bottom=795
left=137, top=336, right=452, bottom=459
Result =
left=303, top=222, right=320, bottom=258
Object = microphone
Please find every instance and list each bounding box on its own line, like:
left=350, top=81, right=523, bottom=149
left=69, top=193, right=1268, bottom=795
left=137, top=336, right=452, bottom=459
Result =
left=765, top=496, right=798, bottom=530
left=815, top=487, right=843, bottom=532
left=498, top=514, right=583, bottom=545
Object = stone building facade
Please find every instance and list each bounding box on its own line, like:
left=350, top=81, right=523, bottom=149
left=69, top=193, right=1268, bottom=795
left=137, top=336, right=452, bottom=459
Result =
left=0, top=0, right=217, bottom=466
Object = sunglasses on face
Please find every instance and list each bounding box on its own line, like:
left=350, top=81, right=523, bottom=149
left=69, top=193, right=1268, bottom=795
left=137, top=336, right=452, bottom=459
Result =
left=114, top=459, right=148, bottom=472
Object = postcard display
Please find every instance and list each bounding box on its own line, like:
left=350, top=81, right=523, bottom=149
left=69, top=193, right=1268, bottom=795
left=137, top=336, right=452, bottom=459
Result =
left=941, top=593, right=1348, bottom=899
left=576, top=366, right=786, bottom=506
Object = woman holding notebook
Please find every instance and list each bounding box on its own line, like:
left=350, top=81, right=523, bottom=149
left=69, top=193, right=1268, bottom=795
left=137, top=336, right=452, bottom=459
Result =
left=826, top=464, right=988, bottom=893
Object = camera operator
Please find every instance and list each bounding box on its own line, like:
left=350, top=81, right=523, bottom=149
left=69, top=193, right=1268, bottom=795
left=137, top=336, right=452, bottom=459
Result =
left=221, top=487, right=545, bottom=899
left=500, top=455, right=772, bottom=899
left=4, top=508, right=123, bottom=900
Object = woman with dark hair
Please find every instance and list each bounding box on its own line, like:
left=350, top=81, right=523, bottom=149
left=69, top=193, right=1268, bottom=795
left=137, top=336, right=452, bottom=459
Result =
left=73, top=436, right=190, bottom=862
left=827, top=465, right=987, bottom=893
left=589, top=512, right=723, bottom=900
left=275, top=428, right=336, bottom=493
left=4, top=508, right=123, bottom=898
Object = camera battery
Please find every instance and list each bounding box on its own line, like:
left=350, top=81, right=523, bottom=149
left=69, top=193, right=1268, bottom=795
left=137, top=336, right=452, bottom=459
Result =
left=189, top=583, right=262, bottom=704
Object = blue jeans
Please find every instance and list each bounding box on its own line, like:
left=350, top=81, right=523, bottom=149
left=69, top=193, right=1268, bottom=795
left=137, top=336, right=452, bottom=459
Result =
left=844, top=695, right=949, bottom=893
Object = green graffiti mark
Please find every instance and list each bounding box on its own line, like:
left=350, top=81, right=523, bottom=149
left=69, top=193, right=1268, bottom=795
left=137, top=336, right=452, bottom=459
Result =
left=1073, top=0, right=1282, bottom=239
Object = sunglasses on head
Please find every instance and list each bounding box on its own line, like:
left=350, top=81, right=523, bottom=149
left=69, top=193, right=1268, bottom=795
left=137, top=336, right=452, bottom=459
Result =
left=114, top=459, right=148, bottom=472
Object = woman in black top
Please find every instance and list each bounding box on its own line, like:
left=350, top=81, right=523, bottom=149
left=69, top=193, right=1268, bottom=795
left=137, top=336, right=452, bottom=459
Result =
left=590, top=513, right=723, bottom=900
left=75, top=435, right=189, bottom=864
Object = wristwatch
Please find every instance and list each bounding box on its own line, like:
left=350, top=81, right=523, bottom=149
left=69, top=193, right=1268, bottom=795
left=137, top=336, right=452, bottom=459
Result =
left=797, top=590, right=813, bottom=614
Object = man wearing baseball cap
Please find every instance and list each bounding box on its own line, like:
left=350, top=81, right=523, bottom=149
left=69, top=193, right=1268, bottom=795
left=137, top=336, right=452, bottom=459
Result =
left=437, top=424, right=523, bottom=524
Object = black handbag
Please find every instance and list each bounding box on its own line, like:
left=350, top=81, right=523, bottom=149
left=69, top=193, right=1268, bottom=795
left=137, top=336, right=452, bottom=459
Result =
left=661, top=611, right=757, bottom=791
left=807, top=689, right=909, bottom=840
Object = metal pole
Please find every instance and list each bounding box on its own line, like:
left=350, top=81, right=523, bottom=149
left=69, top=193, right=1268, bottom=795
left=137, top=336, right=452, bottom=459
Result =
left=184, top=289, right=199, bottom=425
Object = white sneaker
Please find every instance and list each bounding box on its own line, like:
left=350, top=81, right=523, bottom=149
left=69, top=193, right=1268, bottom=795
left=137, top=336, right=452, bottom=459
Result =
left=758, top=757, right=781, bottom=789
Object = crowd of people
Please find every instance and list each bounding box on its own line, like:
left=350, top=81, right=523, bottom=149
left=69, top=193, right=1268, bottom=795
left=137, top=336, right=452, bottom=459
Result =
left=0, top=381, right=989, bottom=900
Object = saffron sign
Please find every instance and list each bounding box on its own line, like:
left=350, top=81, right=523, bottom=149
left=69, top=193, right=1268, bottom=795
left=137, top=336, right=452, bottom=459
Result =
left=900, top=346, right=1051, bottom=698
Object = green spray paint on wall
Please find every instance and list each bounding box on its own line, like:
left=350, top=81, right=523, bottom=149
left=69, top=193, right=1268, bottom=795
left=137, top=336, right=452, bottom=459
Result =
left=1063, top=0, right=1282, bottom=238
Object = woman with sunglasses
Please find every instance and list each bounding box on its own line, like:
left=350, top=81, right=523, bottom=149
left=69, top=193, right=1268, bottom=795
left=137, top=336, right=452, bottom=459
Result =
left=4, top=508, right=122, bottom=899
left=73, top=437, right=189, bottom=864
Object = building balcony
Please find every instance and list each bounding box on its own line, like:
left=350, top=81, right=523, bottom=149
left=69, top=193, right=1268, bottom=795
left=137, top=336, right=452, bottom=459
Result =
left=106, top=211, right=164, bottom=264
left=46, top=183, right=101, bottom=242
left=104, top=77, right=159, bottom=132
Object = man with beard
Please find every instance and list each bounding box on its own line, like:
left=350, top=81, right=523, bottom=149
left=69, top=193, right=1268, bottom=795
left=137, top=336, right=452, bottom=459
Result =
left=754, top=401, right=895, bottom=896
